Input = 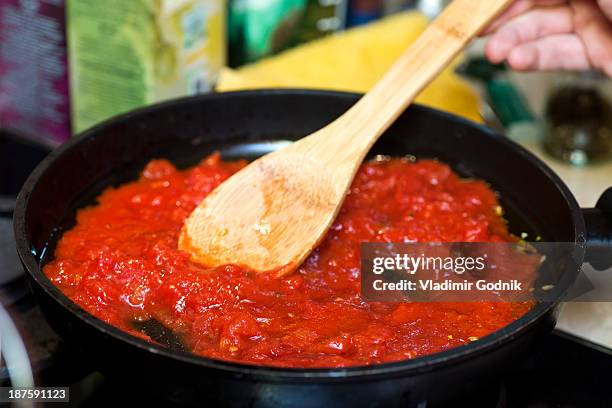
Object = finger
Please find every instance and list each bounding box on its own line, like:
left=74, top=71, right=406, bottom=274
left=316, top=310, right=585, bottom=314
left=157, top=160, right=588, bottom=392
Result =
left=481, top=0, right=567, bottom=35
left=505, top=34, right=592, bottom=71
left=573, top=0, right=612, bottom=76
left=485, top=6, right=574, bottom=63
left=597, top=0, right=612, bottom=21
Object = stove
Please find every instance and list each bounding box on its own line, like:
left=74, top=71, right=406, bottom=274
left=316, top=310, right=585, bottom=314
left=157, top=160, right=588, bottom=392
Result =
left=5, top=294, right=612, bottom=407
left=2, top=130, right=611, bottom=407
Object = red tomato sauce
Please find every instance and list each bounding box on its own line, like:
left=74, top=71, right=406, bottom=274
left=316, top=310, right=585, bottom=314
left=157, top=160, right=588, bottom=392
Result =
left=44, top=154, right=531, bottom=367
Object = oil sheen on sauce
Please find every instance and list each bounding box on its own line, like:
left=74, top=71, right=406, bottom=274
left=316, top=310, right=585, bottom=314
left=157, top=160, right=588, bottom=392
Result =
left=44, top=154, right=531, bottom=368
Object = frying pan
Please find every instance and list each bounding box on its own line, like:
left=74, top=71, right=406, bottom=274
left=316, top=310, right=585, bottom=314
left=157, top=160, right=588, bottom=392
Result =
left=13, top=90, right=612, bottom=407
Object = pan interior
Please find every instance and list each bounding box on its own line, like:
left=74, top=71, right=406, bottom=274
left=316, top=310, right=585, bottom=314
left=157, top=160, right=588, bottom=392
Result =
left=37, top=138, right=542, bottom=266
left=19, top=91, right=581, bottom=372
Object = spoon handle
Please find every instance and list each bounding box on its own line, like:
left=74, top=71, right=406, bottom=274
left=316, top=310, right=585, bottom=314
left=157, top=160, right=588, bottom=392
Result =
left=324, top=0, right=513, bottom=160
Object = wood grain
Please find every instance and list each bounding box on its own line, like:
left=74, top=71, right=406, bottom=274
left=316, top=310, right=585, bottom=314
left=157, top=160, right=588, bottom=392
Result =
left=181, top=0, right=513, bottom=274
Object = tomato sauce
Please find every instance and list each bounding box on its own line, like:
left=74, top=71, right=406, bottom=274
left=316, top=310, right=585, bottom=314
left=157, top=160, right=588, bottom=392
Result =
left=44, top=154, right=531, bottom=367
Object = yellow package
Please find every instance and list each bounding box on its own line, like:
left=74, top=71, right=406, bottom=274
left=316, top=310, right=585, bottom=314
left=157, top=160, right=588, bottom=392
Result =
left=218, top=11, right=481, bottom=122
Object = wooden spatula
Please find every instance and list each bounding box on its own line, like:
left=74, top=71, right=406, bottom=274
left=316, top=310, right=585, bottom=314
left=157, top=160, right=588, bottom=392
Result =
left=180, top=0, right=512, bottom=275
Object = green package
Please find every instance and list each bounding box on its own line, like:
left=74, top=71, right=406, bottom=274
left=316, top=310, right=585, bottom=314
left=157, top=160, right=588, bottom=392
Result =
left=228, top=0, right=306, bottom=65
left=68, top=0, right=226, bottom=133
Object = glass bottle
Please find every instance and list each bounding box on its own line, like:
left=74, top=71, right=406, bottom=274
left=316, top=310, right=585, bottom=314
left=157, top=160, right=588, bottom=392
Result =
left=543, top=72, right=612, bottom=165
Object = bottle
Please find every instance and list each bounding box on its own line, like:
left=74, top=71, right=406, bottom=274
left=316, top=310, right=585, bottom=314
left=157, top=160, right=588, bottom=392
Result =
left=543, top=72, right=612, bottom=165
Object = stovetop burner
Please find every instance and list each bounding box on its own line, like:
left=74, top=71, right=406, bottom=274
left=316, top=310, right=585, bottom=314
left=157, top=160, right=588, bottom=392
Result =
left=0, top=217, right=29, bottom=306
left=5, top=290, right=611, bottom=407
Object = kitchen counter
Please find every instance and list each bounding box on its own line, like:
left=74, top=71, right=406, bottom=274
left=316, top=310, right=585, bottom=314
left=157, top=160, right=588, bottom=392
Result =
left=518, top=139, right=611, bottom=207
left=520, top=138, right=612, bottom=349
left=509, top=71, right=612, bottom=350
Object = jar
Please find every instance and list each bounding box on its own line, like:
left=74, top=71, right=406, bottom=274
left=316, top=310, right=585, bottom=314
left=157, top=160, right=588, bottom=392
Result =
left=543, top=72, right=612, bottom=165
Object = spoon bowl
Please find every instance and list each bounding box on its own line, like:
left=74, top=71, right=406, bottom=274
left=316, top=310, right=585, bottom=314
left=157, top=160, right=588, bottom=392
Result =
left=181, top=0, right=513, bottom=274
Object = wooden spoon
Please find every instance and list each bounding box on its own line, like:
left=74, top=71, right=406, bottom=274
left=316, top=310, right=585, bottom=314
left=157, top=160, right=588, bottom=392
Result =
left=180, top=0, right=512, bottom=275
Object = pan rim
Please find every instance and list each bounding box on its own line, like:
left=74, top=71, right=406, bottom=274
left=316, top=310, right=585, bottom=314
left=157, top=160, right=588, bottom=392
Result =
left=14, top=89, right=585, bottom=381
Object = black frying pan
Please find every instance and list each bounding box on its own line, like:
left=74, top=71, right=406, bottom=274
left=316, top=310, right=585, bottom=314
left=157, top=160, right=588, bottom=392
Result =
left=14, top=90, right=612, bottom=407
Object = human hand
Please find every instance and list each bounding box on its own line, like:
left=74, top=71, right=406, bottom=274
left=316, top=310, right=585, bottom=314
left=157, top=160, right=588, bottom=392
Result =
left=483, top=0, right=612, bottom=76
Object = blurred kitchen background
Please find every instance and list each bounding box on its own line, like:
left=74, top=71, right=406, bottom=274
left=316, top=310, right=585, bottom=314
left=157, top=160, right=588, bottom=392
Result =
left=1, top=0, right=612, bottom=388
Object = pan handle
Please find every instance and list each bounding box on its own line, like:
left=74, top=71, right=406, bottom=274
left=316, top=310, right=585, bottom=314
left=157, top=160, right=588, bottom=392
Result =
left=582, top=187, right=612, bottom=271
